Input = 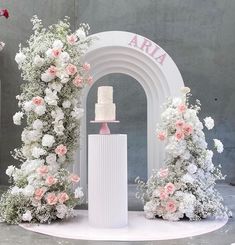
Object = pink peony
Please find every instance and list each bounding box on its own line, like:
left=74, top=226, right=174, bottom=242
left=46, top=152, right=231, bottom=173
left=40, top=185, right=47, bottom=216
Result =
left=83, top=62, right=91, bottom=71
left=166, top=200, right=177, bottom=213
left=55, top=144, right=67, bottom=156
left=57, top=192, right=69, bottom=204
left=158, top=168, right=168, bottom=178
left=70, top=174, right=80, bottom=183
left=66, top=64, right=77, bottom=76
left=175, top=130, right=184, bottom=141
left=67, top=34, right=77, bottom=45
left=46, top=193, right=58, bottom=205
left=73, top=75, right=83, bottom=87
left=157, top=131, right=166, bottom=141
left=175, top=119, right=185, bottom=128
left=87, top=75, right=93, bottom=85
left=34, top=188, right=46, bottom=200
left=178, top=104, right=187, bottom=113
left=159, top=190, right=168, bottom=200
left=32, top=96, right=44, bottom=106
left=37, top=165, right=49, bottom=175
left=183, top=124, right=193, bottom=136
left=52, top=48, right=61, bottom=58
left=46, top=176, right=57, bottom=186
left=47, top=65, right=58, bottom=77
left=165, top=182, right=175, bottom=195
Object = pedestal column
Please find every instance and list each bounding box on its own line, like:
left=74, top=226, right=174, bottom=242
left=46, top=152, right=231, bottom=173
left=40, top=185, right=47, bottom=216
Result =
left=88, top=134, right=128, bottom=228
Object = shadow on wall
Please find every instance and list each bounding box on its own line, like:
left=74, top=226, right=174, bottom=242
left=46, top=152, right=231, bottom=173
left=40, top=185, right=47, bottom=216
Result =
left=86, top=73, right=147, bottom=183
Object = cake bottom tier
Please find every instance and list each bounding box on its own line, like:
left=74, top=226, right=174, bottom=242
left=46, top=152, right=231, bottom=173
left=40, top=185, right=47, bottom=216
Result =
left=95, top=103, right=116, bottom=121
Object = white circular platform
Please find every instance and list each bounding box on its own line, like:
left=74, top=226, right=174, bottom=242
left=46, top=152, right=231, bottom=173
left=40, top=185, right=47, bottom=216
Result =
left=19, top=210, right=228, bottom=241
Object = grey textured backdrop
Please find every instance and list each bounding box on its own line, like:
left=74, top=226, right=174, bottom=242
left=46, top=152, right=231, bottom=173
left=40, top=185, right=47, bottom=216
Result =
left=0, top=0, right=235, bottom=185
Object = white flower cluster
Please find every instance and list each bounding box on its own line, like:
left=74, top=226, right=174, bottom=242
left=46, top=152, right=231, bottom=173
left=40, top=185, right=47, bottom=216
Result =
left=136, top=87, right=230, bottom=221
left=0, top=16, right=91, bottom=224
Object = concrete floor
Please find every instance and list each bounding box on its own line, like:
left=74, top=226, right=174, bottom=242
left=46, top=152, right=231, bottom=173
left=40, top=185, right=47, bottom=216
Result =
left=0, top=184, right=234, bottom=245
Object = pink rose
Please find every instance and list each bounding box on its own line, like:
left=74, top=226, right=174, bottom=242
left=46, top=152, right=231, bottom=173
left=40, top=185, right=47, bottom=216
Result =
left=158, top=168, right=168, bottom=178
left=46, top=176, right=57, bottom=186
left=166, top=200, right=177, bottom=213
left=83, top=62, right=90, bottom=71
left=37, top=165, right=49, bottom=175
left=183, top=124, right=193, bottom=136
left=66, top=64, right=77, bottom=76
left=73, top=75, right=83, bottom=88
left=87, top=75, right=93, bottom=85
left=159, top=190, right=168, bottom=200
left=70, top=174, right=80, bottom=183
left=34, top=188, right=46, bottom=200
left=178, top=104, right=187, bottom=113
left=47, top=65, right=58, bottom=77
left=165, top=182, right=175, bottom=195
left=157, top=131, right=166, bottom=141
left=32, top=96, right=44, bottom=106
left=55, top=144, right=67, bottom=156
left=175, top=130, right=184, bottom=141
left=175, top=119, right=185, bottom=128
left=57, top=192, right=69, bottom=204
left=52, top=48, right=61, bottom=58
left=67, top=34, right=77, bottom=45
left=46, top=193, right=58, bottom=205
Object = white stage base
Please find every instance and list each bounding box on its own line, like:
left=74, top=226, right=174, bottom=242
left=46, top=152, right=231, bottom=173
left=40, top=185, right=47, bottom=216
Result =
left=88, top=134, right=127, bottom=228
left=19, top=210, right=228, bottom=241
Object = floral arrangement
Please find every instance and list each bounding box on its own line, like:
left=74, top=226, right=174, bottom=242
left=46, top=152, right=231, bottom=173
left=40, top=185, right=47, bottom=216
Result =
left=0, top=8, right=9, bottom=52
left=0, top=16, right=93, bottom=224
left=136, top=87, right=231, bottom=221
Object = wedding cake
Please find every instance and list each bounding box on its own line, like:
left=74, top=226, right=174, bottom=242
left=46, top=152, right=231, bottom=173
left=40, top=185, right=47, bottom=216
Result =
left=95, top=86, right=116, bottom=121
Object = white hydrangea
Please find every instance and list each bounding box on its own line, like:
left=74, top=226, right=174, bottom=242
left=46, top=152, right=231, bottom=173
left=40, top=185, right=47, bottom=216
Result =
left=59, top=52, right=70, bottom=63
left=213, top=139, right=224, bottom=153
left=42, top=134, right=55, bottom=147
left=54, top=120, right=65, bottom=136
left=53, top=39, right=63, bottom=49
left=46, top=153, right=57, bottom=165
left=49, top=82, right=63, bottom=92
left=15, top=52, right=26, bottom=64
left=56, top=204, right=68, bottom=219
left=33, top=55, right=44, bottom=67
left=32, top=119, right=43, bottom=130
left=22, top=210, right=32, bottom=222
left=41, top=72, right=53, bottom=82
left=44, top=88, right=59, bottom=106
left=204, top=117, right=214, bottom=130
left=6, top=165, right=15, bottom=177
left=23, top=101, right=34, bottom=112
left=13, top=112, right=23, bottom=125
left=11, top=186, right=22, bottom=195
left=34, top=105, right=46, bottom=116
left=187, top=163, right=197, bottom=174
left=181, top=173, right=195, bottom=184
left=62, top=100, right=71, bottom=108
left=22, top=185, right=35, bottom=197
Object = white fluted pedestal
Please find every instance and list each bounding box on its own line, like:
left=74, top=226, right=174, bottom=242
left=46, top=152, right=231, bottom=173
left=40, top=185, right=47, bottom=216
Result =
left=88, top=134, right=127, bottom=228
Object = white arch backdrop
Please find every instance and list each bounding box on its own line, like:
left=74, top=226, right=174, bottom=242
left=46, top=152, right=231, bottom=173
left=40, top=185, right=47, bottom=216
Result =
left=74, top=31, right=184, bottom=198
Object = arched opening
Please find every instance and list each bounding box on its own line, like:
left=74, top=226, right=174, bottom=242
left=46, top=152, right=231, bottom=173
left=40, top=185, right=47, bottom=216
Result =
left=86, top=73, right=148, bottom=184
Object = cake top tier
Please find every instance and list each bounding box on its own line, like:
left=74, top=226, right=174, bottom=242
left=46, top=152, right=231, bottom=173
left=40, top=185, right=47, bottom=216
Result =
left=97, top=86, right=113, bottom=104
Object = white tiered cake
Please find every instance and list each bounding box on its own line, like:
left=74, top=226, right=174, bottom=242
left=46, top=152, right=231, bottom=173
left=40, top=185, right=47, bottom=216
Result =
left=95, top=86, right=116, bottom=121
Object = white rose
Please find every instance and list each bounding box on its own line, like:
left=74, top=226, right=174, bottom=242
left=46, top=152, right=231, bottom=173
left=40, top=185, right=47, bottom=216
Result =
left=187, top=163, right=197, bottom=174
left=32, top=119, right=43, bottom=130
left=45, top=88, right=58, bottom=106
left=6, top=165, right=15, bottom=177
left=13, top=112, right=24, bottom=125
left=62, top=100, right=71, bottom=108
left=33, top=55, right=44, bottom=67
left=76, top=29, right=86, bottom=41
left=11, top=186, right=22, bottom=195
left=213, top=139, right=224, bottom=153
left=45, top=48, right=53, bottom=58
left=41, top=72, right=53, bottom=82
left=32, top=147, right=46, bottom=158
left=34, top=105, right=46, bottom=116
left=53, top=40, right=63, bottom=49
left=46, top=153, right=57, bottom=165
left=42, top=134, right=55, bottom=147
left=22, top=210, right=32, bottom=222
left=59, top=52, right=70, bottom=63
left=22, top=185, right=35, bottom=197
left=23, top=101, right=34, bottom=112
left=74, top=187, right=84, bottom=199
left=15, top=52, right=26, bottom=64
left=54, top=120, right=65, bottom=136
left=49, top=82, right=63, bottom=92
left=204, top=117, right=214, bottom=130
left=71, top=107, right=84, bottom=120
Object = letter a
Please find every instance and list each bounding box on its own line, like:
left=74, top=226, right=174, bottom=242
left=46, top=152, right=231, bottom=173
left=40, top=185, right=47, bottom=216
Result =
left=128, top=35, right=138, bottom=47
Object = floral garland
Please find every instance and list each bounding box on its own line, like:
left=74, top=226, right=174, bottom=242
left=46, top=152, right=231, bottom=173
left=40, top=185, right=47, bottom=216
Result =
left=136, top=87, right=231, bottom=221
left=0, top=16, right=93, bottom=224
left=0, top=8, right=9, bottom=51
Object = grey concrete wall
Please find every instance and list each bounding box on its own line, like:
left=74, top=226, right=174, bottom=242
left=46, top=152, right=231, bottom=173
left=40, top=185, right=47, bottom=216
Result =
left=1, top=0, right=235, bottom=185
